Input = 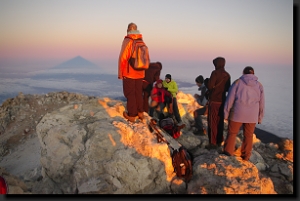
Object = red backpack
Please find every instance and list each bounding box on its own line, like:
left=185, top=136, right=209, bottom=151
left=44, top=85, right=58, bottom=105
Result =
left=159, top=117, right=181, bottom=139
left=172, top=146, right=193, bottom=184
left=0, top=176, right=8, bottom=194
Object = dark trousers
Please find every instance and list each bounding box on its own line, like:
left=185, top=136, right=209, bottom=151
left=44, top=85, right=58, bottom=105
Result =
left=172, top=97, right=182, bottom=123
left=142, top=82, right=152, bottom=113
left=149, top=102, right=165, bottom=117
left=123, top=78, right=143, bottom=117
left=223, top=121, right=256, bottom=160
left=207, top=101, right=224, bottom=145
left=194, top=106, right=206, bottom=130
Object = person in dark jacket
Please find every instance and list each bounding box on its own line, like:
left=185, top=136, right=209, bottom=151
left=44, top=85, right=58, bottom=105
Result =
left=223, top=66, right=265, bottom=161
left=193, top=75, right=208, bottom=135
left=206, top=57, right=231, bottom=149
left=142, top=62, right=162, bottom=114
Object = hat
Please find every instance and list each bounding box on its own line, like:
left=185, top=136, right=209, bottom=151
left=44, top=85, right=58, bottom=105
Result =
left=165, top=74, right=171, bottom=79
left=156, top=79, right=163, bottom=84
left=127, top=22, right=137, bottom=32
left=243, top=66, right=254, bottom=74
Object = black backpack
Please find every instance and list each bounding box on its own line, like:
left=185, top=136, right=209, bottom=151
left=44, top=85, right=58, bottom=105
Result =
left=171, top=146, right=193, bottom=184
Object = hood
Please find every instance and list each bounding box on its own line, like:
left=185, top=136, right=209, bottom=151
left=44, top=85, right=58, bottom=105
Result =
left=127, top=30, right=142, bottom=39
left=213, top=57, right=226, bottom=70
left=155, top=79, right=163, bottom=87
left=240, top=74, right=259, bottom=87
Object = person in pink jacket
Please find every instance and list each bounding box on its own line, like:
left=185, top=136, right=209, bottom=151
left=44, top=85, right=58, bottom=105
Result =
left=223, top=66, right=265, bottom=161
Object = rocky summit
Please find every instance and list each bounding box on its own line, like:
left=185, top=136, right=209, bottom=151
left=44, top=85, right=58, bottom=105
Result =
left=0, top=91, right=293, bottom=194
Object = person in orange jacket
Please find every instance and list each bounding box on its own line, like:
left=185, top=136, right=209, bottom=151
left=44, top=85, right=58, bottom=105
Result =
left=118, top=22, right=147, bottom=122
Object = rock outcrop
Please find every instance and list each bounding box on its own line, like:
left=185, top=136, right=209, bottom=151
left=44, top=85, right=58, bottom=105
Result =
left=0, top=91, right=293, bottom=194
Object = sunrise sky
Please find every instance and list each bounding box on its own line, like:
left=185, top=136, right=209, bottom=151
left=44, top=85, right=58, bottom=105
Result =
left=0, top=0, right=293, bottom=72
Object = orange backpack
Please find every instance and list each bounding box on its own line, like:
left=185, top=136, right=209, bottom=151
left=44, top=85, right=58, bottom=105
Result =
left=126, top=37, right=150, bottom=71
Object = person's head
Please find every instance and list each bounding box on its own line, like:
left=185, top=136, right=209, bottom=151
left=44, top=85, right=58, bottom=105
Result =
left=165, top=74, right=171, bottom=83
left=156, top=79, right=163, bottom=88
left=243, top=66, right=254, bottom=74
left=156, top=62, right=162, bottom=69
left=127, top=22, right=137, bottom=33
left=195, top=75, right=204, bottom=87
left=213, top=57, right=226, bottom=69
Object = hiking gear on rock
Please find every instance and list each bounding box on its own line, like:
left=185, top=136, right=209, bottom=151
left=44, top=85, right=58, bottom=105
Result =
left=148, top=119, right=193, bottom=185
left=172, top=146, right=193, bottom=183
left=159, top=117, right=184, bottom=139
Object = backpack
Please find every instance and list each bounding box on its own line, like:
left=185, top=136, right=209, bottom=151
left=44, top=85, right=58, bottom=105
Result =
left=171, top=146, right=193, bottom=184
left=148, top=119, right=193, bottom=186
left=159, top=117, right=180, bottom=139
left=127, top=37, right=150, bottom=71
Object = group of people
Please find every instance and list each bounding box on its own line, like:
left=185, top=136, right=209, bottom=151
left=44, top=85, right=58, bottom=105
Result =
left=192, top=57, right=265, bottom=161
left=118, top=22, right=265, bottom=161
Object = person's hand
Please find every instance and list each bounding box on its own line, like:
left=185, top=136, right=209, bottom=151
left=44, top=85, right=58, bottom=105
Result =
left=194, top=94, right=200, bottom=99
left=258, top=121, right=261, bottom=124
left=224, top=119, right=228, bottom=124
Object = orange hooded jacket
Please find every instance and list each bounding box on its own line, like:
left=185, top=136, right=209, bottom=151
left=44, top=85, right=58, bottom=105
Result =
left=118, top=31, right=145, bottom=79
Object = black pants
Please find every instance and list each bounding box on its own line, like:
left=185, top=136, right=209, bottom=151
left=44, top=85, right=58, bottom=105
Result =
left=172, top=97, right=182, bottom=123
left=194, top=106, right=206, bottom=130
left=123, top=78, right=143, bottom=117
left=142, top=82, right=152, bottom=113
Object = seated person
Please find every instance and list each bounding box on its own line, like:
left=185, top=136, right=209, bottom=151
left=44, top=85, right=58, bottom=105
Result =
left=162, top=74, right=184, bottom=126
left=193, top=75, right=208, bottom=135
left=149, top=79, right=173, bottom=118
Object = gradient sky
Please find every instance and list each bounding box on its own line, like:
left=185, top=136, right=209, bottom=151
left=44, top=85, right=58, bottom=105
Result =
left=0, top=0, right=293, bottom=71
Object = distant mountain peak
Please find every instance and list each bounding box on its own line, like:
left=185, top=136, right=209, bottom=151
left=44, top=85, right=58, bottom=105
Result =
left=53, top=56, right=98, bottom=69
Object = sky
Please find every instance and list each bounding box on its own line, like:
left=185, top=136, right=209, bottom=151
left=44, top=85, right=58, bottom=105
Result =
left=0, top=0, right=293, bottom=73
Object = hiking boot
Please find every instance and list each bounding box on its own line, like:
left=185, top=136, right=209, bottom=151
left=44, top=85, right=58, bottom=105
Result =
left=222, top=151, right=232, bottom=156
left=123, top=111, right=138, bottom=123
left=241, top=155, right=250, bottom=161
left=138, top=112, right=144, bottom=120
left=193, top=129, right=205, bottom=136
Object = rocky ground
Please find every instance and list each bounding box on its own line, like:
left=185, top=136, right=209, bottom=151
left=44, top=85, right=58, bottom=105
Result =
left=0, top=91, right=294, bottom=194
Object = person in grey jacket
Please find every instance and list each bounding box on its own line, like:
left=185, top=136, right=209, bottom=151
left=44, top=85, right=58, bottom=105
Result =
left=193, top=75, right=208, bottom=135
left=223, top=66, right=265, bottom=161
